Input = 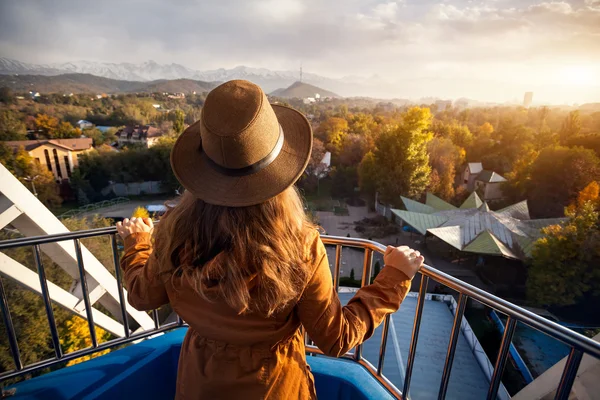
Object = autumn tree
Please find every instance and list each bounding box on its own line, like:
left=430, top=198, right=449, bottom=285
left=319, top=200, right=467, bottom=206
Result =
left=528, top=197, right=600, bottom=308
left=427, top=137, right=464, bottom=201
left=54, top=121, right=81, bottom=139
left=0, top=86, right=14, bottom=104
left=169, top=109, right=185, bottom=135
left=364, top=107, right=433, bottom=205
left=0, top=110, right=27, bottom=140
left=559, top=110, right=581, bottom=144
left=35, top=113, right=60, bottom=138
left=316, top=117, right=348, bottom=153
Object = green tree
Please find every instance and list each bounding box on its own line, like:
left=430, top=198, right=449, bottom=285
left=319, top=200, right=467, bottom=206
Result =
left=369, top=107, right=433, bottom=205
left=169, top=110, right=185, bottom=135
left=0, top=110, right=27, bottom=140
left=358, top=151, right=378, bottom=201
left=527, top=146, right=600, bottom=217
left=527, top=201, right=600, bottom=307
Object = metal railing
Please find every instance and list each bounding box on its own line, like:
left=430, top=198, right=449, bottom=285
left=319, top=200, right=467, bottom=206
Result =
left=58, top=197, right=130, bottom=219
left=1, top=230, right=599, bottom=400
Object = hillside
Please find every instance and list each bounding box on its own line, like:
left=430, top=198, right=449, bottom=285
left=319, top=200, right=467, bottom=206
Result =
left=270, top=81, right=339, bottom=99
left=0, top=73, right=217, bottom=94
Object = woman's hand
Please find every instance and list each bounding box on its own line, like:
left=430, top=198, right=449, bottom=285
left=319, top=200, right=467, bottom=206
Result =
left=116, top=217, right=153, bottom=239
left=383, top=245, right=424, bottom=280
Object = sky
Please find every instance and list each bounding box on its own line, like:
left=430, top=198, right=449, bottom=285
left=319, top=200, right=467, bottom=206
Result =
left=0, top=0, right=599, bottom=104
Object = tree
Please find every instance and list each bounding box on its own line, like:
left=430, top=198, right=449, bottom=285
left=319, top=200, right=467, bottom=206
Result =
left=60, top=316, right=111, bottom=366
left=427, top=137, right=464, bottom=201
left=368, top=107, right=433, bottom=205
left=528, top=201, right=600, bottom=307
left=358, top=151, right=378, bottom=200
left=35, top=114, right=60, bottom=138
left=169, top=109, right=185, bottom=135
left=0, top=110, right=27, bottom=140
left=559, top=110, right=581, bottom=144
left=527, top=146, right=600, bottom=217
left=316, top=117, right=348, bottom=153
left=0, top=86, right=14, bottom=104
left=301, top=138, right=327, bottom=193
left=54, top=121, right=81, bottom=139
left=339, top=134, right=370, bottom=167
left=503, top=148, right=539, bottom=203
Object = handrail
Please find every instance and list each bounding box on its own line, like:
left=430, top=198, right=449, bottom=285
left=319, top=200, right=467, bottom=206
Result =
left=0, top=230, right=599, bottom=400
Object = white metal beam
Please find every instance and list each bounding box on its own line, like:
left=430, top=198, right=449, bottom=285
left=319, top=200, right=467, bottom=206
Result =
left=0, top=164, right=154, bottom=330
left=0, top=253, right=125, bottom=337
left=0, top=195, right=23, bottom=230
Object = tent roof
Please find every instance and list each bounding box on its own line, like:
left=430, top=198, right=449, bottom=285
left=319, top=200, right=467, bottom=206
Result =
left=401, top=196, right=436, bottom=214
left=497, top=200, right=530, bottom=220
left=460, top=192, right=483, bottom=209
left=463, top=231, right=518, bottom=258
left=427, top=226, right=463, bottom=250
left=426, top=192, right=457, bottom=211
left=391, top=209, right=448, bottom=235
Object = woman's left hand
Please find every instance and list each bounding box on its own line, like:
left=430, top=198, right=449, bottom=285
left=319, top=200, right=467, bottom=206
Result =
left=116, top=217, right=153, bottom=239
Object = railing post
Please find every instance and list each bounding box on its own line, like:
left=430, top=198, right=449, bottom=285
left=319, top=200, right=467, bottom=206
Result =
left=152, top=309, right=160, bottom=329
left=333, top=244, right=342, bottom=292
left=110, top=234, right=130, bottom=338
left=377, top=314, right=391, bottom=375
left=33, top=245, right=63, bottom=359
left=486, top=316, right=517, bottom=400
left=403, top=275, right=429, bottom=398
left=0, top=276, right=22, bottom=371
left=438, top=293, right=467, bottom=400
left=354, top=248, right=373, bottom=361
left=554, top=348, right=583, bottom=400
left=73, top=239, right=98, bottom=347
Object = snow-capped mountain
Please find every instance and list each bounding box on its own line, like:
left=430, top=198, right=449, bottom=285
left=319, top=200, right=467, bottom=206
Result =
left=0, top=57, right=366, bottom=95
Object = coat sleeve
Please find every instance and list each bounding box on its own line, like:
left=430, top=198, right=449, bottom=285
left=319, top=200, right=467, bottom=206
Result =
left=120, top=232, right=169, bottom=311
left=297, top=237, right=411, bottom=357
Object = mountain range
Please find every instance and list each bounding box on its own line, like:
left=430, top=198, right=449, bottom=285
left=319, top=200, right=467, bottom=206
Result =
left=0, top=57, right=365, bottom=96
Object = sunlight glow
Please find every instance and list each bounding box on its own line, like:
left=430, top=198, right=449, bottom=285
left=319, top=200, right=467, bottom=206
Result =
left=559, top=65, right=597, bottom=86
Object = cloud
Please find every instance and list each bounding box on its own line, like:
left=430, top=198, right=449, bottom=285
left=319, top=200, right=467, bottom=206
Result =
left=0, top=0, right=598, bottom=103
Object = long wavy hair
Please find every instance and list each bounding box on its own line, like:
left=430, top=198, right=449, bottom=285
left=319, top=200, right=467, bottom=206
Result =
left=153, top=186, right=316, bottom=316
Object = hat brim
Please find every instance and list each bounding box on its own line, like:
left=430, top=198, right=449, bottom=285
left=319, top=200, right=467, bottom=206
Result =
left=170, top=104, right=312, bottom=207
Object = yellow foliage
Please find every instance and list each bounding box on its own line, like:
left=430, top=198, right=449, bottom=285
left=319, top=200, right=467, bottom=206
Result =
left=132, top=206, right=150, bottom=219
left=566, top=181, right=599, bottom=214
left=59, top=316, right=112, bottom=366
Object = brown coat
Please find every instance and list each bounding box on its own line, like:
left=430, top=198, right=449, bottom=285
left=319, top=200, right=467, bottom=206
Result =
left=121, top=231, right=411, bottom=399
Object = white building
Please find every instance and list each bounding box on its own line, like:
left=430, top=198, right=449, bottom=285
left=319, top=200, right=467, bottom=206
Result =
left=77, top=120, right=94, bottom=130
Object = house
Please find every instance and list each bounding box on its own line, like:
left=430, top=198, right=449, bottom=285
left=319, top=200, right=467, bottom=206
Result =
left=4, top=138, right=94, bottom=182
left=77, top=120, right=94, bottom=130
left=462, top=162, right=506, bottom=200
left=115, top=125, right=164, bottom=148
left=462, top=162, right=483, bottom=191
left=474, top=170, right=507, bottom=201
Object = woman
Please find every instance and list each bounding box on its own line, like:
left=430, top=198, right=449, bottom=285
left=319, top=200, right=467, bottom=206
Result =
left=117, top=80, right=424, bottom=399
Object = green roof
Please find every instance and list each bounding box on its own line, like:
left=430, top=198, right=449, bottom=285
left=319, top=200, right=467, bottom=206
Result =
left=497, top=200, right=530, bottom=220
left=479, top=202, right=490, bottom=212
left=391, top=209, right=448, bottom=235
left=427, top=226, right=463, bottom=250
left=401, top=196, right=436, bottom=214
left=425, top=192, right=456, bottom=211
left=460, top=191, right=483, bottom=209
left=463, top=231, right=517, bottom=258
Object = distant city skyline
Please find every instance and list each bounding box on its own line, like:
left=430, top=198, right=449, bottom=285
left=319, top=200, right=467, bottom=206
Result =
left=0, top=0, right=599, bottom=104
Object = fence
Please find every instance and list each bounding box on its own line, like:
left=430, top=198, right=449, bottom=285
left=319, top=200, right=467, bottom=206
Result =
left=1, top=231, right=599, bottom=400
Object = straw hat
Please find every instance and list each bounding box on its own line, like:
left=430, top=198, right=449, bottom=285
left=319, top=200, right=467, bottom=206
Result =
left=170, top=80, right=312, bottom=207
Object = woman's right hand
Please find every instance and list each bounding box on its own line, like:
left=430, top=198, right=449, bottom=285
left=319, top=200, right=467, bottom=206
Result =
left=383, top=245, right=424, bottom=280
